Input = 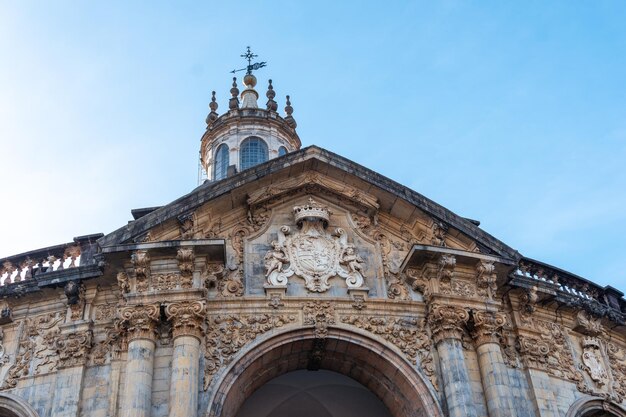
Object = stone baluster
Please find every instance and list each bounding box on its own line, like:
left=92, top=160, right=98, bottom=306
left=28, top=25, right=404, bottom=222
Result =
left=165, top=300, right=206, bottom=417
left=429, top=303, right=477, bottom=417
left=471, top=310, right=516, bottom=417
left=119, top=303, right=160, bottom=417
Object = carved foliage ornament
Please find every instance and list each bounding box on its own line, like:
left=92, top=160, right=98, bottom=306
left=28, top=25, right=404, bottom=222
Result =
left=341, top=315, right=438, bottom=390
left=471, top=310, right=507, bottom=347
left=203, top=313, right=296, bottom=390
left=303, top=301, right=336, bottom=339
left=165, top=301, right=206, bottom=340
left=118, top=304, right=160, bottom=341
left=428, top=304, right=469, bottom=344
left=265, top=198, right=365, bottom=292
left=56, top=330, right=93, bottom=369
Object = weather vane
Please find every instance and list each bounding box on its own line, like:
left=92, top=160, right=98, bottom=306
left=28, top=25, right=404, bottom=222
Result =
left=230, top=46, right=267, bottom=75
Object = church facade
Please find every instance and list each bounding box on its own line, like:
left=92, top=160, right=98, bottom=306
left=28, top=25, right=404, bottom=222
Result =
left=0, top=67, right=625, bottom=417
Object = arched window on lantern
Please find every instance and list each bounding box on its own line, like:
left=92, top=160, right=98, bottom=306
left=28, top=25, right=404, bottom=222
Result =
left=214, top=144, right=229, bottom=181
left=239, top=137, right=269, bottom=171
left=278, top=146, right=288, bottom=156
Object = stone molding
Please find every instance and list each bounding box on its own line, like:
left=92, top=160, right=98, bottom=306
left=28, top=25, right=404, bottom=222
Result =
left=165, top=300, right=206, bottom=341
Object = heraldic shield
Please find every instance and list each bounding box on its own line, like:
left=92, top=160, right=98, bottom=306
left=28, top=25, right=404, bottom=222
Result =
left=264, top=198, right=365, bottom=292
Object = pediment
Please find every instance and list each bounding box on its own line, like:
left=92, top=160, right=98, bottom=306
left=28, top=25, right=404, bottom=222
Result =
left=98, top=146, right=520, bottom=264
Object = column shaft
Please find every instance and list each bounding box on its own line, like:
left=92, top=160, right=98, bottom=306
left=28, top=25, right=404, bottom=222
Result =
left=121, top=338, right=156, bottom=417
left=436, top=338, right=478, bottom=417
left=476, top=342, right=516, bottom=417
left=169, top=336, right=201, bottom=417
left=429, top=303, right=477, bottom=417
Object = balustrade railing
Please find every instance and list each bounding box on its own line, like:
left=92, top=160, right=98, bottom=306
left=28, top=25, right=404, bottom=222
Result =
left=513, top=257, right=624, bottom=316
left=0, top=242, right=82, bottom=286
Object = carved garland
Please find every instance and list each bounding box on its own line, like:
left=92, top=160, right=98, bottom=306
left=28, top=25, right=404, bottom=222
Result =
left=340, top=315, right=438, bottom=390
left=203, top=313, right=296, bottom=390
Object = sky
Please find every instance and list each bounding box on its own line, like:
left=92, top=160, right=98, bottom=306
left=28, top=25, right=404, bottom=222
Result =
left=0, top=1, right=625, bottom=290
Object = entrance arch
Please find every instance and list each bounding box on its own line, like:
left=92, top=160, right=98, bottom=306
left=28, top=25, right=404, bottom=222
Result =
left=0, top=393, right=39, bottom=417
left=237, top=369, right=394, bottom=417
left=206, top=327, right=443, bottom=417
left=566, top=396, right=626, bottom=417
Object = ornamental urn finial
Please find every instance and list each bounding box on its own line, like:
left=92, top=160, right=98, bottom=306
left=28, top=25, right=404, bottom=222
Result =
left=266, top=79, right=278, bottom=111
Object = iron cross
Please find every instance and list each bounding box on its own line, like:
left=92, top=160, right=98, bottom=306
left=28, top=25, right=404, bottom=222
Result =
left=230, top=46, right=267, bottom=75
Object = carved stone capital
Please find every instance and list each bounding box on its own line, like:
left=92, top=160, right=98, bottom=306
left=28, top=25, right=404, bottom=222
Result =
left=428, top=304, right=469, bottom=344
left=165, top=300, right=206, bottom=341
left=56, top=330, right=93, bottom=368
left=119, top=304, right=160, bottom=342
left=471, top=310, right=507, bottom=347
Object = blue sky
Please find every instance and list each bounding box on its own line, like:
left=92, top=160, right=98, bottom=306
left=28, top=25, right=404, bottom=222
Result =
left=1, top=1, right=625, bottom=290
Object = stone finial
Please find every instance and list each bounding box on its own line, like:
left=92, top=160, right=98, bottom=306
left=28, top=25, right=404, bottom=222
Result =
left=284, top=95, right=297, bottom=128
left=229, top=77, right=240, bottom=110
left=206, top=91, right=219, bottom=125
left=266, top=79, right=278, bottom=111
left=240, top=74, right=259, bottom=108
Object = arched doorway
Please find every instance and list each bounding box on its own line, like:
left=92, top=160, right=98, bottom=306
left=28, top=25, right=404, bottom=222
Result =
left=206, top=328, right=443, bottom=417
left=237, top=369, right=393, bottom=417
left=0, top=393, right=39, bottom=417
left=566, top=396, right=626, bottom=417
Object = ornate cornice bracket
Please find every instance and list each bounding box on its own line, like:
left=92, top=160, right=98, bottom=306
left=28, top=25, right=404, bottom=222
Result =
left=476, top=260, right=497, bottom=300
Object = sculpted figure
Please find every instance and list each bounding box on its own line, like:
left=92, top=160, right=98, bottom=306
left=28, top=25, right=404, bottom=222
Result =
left=341, top=245, right=363, bottom=274
left=264, top=241, right=289, bottom=278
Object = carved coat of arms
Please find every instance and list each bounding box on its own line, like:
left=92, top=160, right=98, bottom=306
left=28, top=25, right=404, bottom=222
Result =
left=264, top=198, right=365, bottom=292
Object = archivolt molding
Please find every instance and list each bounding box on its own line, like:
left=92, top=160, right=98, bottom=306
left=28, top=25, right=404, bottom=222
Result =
left=565, top=396, right=626, bottom=417
left=0, top=392, right=39, bottom=417
left=204, top=326, right=445, bottom=417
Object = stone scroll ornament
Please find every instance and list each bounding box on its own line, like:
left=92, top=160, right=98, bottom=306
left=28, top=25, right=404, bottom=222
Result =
left=264, top=198, right=365, bottom=292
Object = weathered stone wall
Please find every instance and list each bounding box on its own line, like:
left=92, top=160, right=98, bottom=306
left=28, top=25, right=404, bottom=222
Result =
left=0, top=187, right=624, bottom=417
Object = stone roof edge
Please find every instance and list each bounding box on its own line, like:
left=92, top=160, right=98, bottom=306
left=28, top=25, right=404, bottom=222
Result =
left=97, top=146, right=521, bottom=261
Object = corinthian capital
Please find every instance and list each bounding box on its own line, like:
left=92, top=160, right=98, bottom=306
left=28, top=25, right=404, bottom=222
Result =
left=428, top=303, right=469, bottom=344
left=165, top=300, right=206, bottom=340
left=471, top=310, right=507, bottom=347
left=119, top=303, right=160, bottom=342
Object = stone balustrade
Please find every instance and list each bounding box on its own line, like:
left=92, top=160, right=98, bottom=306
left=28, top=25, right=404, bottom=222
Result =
left=0, top=234, right=103, bottom=286
left=512, top=257, right=625, bottom=319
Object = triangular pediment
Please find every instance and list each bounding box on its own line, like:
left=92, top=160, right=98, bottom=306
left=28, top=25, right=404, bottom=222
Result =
left=98, top=146, right=520, bottom=264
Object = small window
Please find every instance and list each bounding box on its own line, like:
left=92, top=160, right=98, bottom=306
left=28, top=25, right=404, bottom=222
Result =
left=214, top=144, right=229, bottom=180
left=240, top=137, right=269, bottom=171
left=278, top=146, right=288, bottom=156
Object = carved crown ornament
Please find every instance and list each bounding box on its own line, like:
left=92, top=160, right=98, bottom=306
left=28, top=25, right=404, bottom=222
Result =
left=264, top=198, right=366, bottom=292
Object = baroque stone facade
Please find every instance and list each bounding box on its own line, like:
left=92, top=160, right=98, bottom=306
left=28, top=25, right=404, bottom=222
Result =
left=0, top=68, right=625, bottom=417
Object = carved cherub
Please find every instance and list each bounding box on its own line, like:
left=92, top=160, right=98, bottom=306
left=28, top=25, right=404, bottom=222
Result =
left=340, top=245, right=363, bottom=274
left=264, top=241, right=289, bottom=277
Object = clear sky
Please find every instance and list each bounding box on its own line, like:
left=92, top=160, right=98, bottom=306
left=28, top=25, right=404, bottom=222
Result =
left=1, top=1, right=625, bottom=290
